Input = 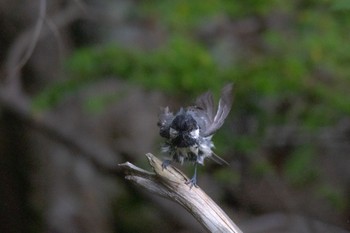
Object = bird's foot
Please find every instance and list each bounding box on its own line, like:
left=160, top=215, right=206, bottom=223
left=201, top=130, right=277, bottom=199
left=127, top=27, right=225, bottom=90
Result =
left=161, top=159, right=171, bottom=170
left=185, top=176, right=198, bottom=189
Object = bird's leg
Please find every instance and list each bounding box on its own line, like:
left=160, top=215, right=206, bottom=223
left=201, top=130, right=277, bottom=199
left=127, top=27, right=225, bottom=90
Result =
left=186, top=162, right=198, bottom=188
left=161, top=159, right=172, bottom=170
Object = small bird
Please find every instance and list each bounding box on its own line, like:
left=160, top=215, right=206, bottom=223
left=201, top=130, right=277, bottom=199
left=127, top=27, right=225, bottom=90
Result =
left=157, top=83, right=234, bottom=187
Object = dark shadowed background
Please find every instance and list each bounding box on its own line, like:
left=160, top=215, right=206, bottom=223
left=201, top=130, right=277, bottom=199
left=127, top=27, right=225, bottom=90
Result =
left=0, top=0, right=350, bottom=233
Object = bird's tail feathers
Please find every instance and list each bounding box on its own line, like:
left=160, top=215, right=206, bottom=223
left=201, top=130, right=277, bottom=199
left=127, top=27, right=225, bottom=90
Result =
left=210, top=152, right=229, bottom=166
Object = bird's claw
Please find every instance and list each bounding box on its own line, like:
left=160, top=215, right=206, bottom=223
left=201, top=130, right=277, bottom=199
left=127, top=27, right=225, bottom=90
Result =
left=161, top=160, right=171, bottom=170
left=185, top=176, right=198, bottom=189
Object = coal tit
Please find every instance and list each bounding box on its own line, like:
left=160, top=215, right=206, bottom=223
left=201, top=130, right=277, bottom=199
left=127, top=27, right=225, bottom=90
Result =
left=158, top=83, right=234, bottom=187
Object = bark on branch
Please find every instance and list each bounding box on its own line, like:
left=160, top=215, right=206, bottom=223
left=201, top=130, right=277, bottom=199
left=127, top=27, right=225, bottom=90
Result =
left=119, top=153, right=243, bottom=233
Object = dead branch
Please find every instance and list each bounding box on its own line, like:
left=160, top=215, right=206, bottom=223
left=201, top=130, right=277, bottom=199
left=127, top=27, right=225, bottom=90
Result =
left=119, top=153, right=243, bottom=233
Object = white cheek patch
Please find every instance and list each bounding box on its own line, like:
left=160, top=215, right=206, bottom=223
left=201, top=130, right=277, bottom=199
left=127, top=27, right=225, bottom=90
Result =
left=190, top=128, right=200, bottom=139
left=169, top=127, right=178, bottom=138
left=189, top=146, right=199, bottom=155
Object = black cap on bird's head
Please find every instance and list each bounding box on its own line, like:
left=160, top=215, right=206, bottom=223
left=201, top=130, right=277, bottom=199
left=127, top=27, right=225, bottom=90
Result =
left=171, top=113, right=197, bottom=132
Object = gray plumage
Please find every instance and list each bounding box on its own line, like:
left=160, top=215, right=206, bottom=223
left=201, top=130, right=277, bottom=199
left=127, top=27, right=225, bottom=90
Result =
left=157, top=84, right=234, bottom=187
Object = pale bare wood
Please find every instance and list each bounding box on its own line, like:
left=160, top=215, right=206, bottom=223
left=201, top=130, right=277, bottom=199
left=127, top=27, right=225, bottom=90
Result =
left=119, top=153, right=243, bottom=233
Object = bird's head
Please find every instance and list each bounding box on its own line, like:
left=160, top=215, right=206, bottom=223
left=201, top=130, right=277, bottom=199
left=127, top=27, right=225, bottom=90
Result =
left=169, top=113, right=199, bottom=147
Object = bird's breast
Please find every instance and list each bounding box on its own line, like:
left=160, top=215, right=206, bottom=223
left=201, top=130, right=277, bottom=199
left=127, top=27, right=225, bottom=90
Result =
left=171, top=134, right=197, bottom=148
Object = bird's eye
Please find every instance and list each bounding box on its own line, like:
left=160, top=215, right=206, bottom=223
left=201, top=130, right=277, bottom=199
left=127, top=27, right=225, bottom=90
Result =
left=169, top=128, right=178, bottom=137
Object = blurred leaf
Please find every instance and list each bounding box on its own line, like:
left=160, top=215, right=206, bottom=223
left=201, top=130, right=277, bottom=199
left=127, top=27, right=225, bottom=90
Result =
left=251, top=159, right=274, bottom=177
left=214, top=168, right=241, bottom=185
left=233, top=135, right=258, bottom=154
left=32, top=77, right=93, bottom=111
left=284, top=146, right=319, bottom=187
left=317, top=185, right=347, bottom=211
left=332, top=0, right=350, bottom=11
left=83, top=91, right=126, bottom=114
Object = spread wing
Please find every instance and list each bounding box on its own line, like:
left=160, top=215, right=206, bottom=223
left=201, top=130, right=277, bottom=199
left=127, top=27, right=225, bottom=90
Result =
left=194, top=83, right=234, bottom=137
left=191, top=90, right=215, bottom=133
left=158, top=107, right=175, bottom=138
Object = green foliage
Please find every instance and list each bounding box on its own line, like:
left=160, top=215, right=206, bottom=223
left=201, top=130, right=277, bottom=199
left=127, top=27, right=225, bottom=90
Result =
left=251, top=159, right=274, bottom=177
left=35, top=0, right=350, bottom=121
left=317, top=185, right=347, bottom=211
left=214, top=168, right=241, bottom=186
left=32, top=77, right=92, bottom=110
left=33, top=0, right=350, bottom=199
left=284, top=146, right=318, bottom=187
left=232, top=135, right=258, bottom=154
left=83, top=91, right=127, bottom=114
left=113, top=192, right=170, bottom=233
left=332, top=0, right=350, bottom=11
left=140, top=0, right=283, bottom=30
left=34, top=36, right=233, bottom=110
